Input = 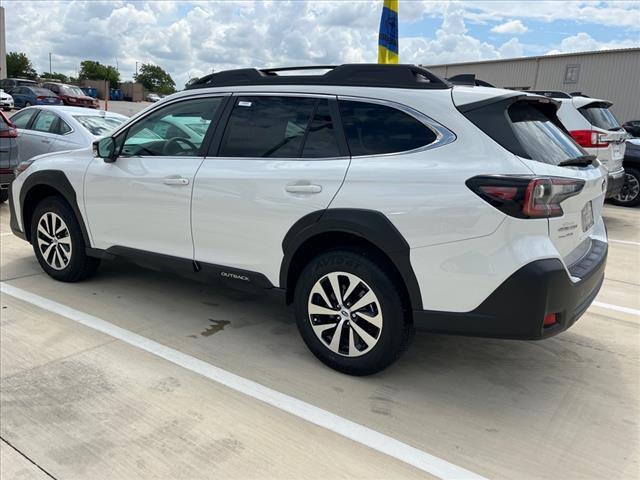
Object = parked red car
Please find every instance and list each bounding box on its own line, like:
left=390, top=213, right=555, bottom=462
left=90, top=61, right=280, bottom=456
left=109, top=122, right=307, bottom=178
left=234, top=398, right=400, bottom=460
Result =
left=41, top=82, right=99, bottom=108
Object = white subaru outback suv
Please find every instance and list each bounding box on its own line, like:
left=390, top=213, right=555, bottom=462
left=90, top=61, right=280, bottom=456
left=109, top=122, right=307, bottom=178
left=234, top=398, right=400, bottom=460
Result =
left=9, top=65, right=609, bottom=375
left=530, top=90, right=626, bottom=198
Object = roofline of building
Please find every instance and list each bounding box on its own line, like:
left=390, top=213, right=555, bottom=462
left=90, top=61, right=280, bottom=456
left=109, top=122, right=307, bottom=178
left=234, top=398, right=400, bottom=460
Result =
left=423, top=47, right=640, bottom=68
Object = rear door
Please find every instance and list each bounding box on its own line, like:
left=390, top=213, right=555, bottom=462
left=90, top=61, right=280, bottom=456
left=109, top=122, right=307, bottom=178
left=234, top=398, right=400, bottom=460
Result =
left=191, top=94, right=350, bottom=285
left=17, top=109, right=59, bottom=160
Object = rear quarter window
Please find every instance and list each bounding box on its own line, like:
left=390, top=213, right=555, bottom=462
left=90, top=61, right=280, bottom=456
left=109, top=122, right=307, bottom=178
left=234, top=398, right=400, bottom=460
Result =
left=338, top=100, right=437, bottom=156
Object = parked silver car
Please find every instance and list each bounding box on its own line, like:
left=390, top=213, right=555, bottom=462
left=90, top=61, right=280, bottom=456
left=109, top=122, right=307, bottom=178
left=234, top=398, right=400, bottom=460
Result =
left=9, top=106, right=127, bottom=163
left=0, top=110, right=19, bottom=203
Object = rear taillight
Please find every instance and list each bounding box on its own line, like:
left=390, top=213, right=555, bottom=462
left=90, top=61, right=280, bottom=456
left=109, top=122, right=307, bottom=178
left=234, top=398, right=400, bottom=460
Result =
left=467, top=176, right=585, bottom=219
left=570, top=130, right=608, bottom=148
left=36, top=95, right=46, bottom=100
left=0, top=126, right=17, bottom=138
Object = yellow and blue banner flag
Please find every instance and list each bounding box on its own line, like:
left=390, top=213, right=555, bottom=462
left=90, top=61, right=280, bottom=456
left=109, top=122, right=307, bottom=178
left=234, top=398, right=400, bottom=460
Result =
left=378, top=0, right=398, bottom=64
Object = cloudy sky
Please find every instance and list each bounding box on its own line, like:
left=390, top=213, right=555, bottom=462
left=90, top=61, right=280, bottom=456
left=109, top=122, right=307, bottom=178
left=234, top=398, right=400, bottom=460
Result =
left=3, top=0, right=639, bottom=89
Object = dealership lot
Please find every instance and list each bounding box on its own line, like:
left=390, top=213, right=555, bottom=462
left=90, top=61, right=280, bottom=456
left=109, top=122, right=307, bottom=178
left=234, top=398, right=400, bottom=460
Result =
left=0, top=202, right=638, bottom=479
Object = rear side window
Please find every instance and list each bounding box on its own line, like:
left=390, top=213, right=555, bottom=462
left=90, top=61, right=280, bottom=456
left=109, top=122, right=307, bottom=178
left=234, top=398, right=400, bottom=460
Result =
left=302, top=100, right=341, bottom=158
left=508, top=102, right=586, bottom=165
left=579, top=104, right=621, bottom=130
left=339, top=100, right=436, bottom=156
left=10, top=109, right=37, bottom=129
left=219, top=96, right=317, bottom=158
left=32, top=110, right=59, bottom=133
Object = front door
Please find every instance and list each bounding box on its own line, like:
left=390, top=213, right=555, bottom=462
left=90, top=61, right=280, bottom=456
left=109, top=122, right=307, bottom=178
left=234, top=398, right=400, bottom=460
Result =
left=84, top=95, right=227, bottom=259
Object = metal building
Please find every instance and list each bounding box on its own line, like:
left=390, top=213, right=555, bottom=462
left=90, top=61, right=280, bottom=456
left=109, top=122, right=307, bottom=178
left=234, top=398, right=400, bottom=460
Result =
left=425, top=48, right=640, bottom=123
left=0, top=7, right=6, bottom=80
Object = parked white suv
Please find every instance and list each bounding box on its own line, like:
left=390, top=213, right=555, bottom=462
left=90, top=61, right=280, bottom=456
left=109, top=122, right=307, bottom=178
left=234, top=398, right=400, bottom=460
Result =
left=9, top=65, right=609, bottom=375
left=530, top=91, right=626, bottom=198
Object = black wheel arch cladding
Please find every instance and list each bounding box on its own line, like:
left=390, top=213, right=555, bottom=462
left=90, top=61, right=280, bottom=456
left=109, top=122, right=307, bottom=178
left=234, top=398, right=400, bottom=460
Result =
left=280, top=209, right=423, bottom=311
left=19, top=170, right=91, bottom=247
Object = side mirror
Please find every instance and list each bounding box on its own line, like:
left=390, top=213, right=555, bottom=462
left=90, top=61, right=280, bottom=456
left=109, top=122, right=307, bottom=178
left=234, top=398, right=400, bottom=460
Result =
left=93, top=137, right=117, bottom=163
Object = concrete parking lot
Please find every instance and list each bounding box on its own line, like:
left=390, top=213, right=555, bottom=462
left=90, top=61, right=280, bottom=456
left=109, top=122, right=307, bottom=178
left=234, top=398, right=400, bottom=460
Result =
left=0, top=203, right=638, bottom=479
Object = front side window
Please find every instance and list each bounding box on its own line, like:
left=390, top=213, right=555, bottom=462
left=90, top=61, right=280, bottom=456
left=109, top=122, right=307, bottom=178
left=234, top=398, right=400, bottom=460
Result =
left=120, top=97, right=223, bottom=157
left=339, top=100, right=437, bottom=156
left=32, top=110, right=59, bottom=133
left=219, top=96, right=318, bottom=158
left=10, top=109, right=37, bottom=129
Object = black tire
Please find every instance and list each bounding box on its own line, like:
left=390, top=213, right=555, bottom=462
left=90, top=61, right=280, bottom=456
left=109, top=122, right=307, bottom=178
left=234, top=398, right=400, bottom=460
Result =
left=24, top=101, right=32, bottom=107
left=294, top=249, right=413, bottom=375
left=0, top=190, right=8, bottom=203
left=610, top=168, right=640, bottom=207
left=30, top=196, right=100, bottom=282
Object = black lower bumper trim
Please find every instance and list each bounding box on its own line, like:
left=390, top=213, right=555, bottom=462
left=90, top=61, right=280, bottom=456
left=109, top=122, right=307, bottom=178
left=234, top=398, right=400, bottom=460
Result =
left=8, top=183, right=27, bottom=241
left=605, top=172, right=625, bottom=198
left=414, top=240, right=607, bottom=340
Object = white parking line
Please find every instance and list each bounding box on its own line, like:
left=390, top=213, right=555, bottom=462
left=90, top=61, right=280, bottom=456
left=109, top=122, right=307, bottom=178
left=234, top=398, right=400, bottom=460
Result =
left=592, top=301, right=640, bottom=316
left=0, top=232, right=13, bottom=237
left=609, top=238, right=640, bottom=246
left=0, top=282, right=486, bottom=480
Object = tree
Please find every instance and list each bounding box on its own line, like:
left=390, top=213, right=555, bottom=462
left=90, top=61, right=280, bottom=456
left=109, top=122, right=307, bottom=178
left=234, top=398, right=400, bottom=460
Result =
left=41, top=71, right=69, bottom=83
left=134, top=63, right=176, bottom=95
left=78, top=60, right=120, bottom=87
left=6, top=52, right=37, bottom=79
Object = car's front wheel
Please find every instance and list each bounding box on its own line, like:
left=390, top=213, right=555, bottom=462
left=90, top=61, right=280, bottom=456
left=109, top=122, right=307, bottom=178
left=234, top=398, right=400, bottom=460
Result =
left=30, top=196, right=100, bottom=282
left=294, top=249, right=413, bottom=375
left=610, top=168, right=640, bottom=207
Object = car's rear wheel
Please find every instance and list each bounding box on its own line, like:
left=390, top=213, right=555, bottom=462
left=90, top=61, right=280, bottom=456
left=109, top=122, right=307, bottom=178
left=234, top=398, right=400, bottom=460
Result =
left=294, top=249, right=413, bottom=375
left=0, top=190, right=8, bottom=203
left=610, top=168, right=640, bottom=207
left=24, top=101, right=32, bottom=107
left=30, top=196, right=100, bottom=282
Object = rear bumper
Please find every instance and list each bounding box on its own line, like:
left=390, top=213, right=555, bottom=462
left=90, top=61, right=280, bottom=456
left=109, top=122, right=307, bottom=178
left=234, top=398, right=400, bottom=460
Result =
left=605, top=169, right=625, bottom=198
left=414, top=240, right=607, bottom=340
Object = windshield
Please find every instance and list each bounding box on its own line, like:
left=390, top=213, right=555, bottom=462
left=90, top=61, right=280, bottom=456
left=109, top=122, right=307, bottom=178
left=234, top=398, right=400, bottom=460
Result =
left=508, top=102, right=587, bottom=165
left=579, top=104, right=621, bottom=130
left=62, top=86, right=86, bottom=97
left=73, top=115, right=125, bottom=136
left=33, top=88, right=55, bottom=97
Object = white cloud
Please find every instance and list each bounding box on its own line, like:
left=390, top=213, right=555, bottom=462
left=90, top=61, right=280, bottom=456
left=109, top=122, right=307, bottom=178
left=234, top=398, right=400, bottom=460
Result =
left=491, top=20, right=528, bottom=35
left=548, top=32, right=640, bottom=54
left=2, top=1, right=638, bottom=90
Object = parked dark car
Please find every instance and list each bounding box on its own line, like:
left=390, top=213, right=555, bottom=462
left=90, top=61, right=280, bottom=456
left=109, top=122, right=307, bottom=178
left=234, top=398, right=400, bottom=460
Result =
left=0, top=110, right=19, bottom=203
left=42, top=82, right=99, bottom=108
left=0, top=78, right=37, bottom=90
left=622, top=120, right=640, bottom=138
left=7, top=86, right=62, bottom=108
left=610, top=139, right=640, bottom=207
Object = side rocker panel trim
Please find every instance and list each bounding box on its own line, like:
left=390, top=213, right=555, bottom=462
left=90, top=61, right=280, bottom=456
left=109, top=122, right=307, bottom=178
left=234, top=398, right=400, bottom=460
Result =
left=280, top=209, right=423, bottom=310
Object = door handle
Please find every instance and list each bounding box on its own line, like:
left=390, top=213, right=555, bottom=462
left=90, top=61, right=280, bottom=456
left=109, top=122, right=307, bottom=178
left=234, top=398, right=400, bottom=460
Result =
left=163, top=176, right=189, bottom=186
left=41, top=139, right=51, bottom=144
left=285, top=184, right=322, bottom=194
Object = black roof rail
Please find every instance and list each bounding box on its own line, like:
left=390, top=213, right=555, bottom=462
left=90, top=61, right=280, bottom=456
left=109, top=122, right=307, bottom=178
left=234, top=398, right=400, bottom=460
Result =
left=569, top=91, right=589, bottom=97
left=528, top=90, right=572, bottom=99
left=185, top=64, right=451, bottom=90
left=446, top=74, right=495, bottom=88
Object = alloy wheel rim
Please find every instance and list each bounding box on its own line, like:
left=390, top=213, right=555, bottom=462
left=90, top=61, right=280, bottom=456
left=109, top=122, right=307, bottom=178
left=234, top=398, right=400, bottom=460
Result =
left=614, top=173, right=640, bottom=203
left=37, top=212, right=72, bottom=270
left=307, top=271, right=383, bottom=357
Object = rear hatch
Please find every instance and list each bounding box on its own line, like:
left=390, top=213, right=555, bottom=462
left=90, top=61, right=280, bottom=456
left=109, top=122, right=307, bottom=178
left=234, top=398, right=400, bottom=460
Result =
left=455, top=89, right=606, bottom=268
left=572, top=97, right=626, bottom=172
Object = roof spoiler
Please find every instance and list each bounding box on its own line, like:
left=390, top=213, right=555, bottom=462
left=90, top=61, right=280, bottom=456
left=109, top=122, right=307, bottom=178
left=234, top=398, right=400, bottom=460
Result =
left=447, top=74, right=495, bottom=88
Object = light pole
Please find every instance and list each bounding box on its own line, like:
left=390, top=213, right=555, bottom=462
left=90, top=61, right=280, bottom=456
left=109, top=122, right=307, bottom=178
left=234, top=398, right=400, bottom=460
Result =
left=49, top=52, right=52, bottom=75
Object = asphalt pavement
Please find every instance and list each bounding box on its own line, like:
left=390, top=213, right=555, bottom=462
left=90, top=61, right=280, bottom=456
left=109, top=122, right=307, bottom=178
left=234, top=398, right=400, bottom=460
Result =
left=0, top=203, right=638, bottom=479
